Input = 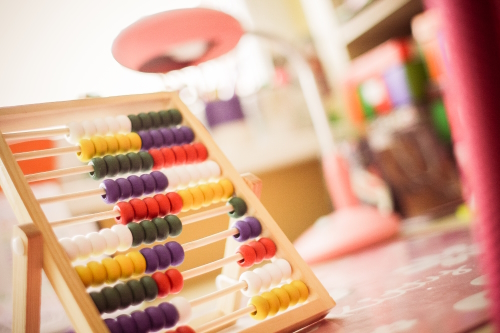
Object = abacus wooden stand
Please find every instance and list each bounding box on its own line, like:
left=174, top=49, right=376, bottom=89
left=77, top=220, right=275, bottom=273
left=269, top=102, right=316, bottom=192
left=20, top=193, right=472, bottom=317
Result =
left=0, top=92, right=335, bottom=332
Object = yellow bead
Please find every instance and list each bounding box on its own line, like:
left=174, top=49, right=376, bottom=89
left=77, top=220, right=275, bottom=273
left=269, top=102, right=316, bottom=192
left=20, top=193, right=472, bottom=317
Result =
left=91, top=136, right=108, bottom=157
left=248, top=295, right=270, bottom=321
left=127, top=251, right=146, bottom=276
left=101, top=257, right=122, bottom=283
left=199, top=184, right=214, bottom=207
left=189, top=187, right=204, bottom=210
left=271, top=287, right=290, bottom=311
left=178, top=189, right=193, bottom=212
left=104, top=136, right=119, bottom=155
left=291, top=280, right=309, bottom=303
left=282, top=283, right=300, bottom=307
left=210, top=182, right=224, bottom=203
left=75, top=265, right=93, bottom=288
left=219, top=179, right=234, bottom=200
left=87, top=261, right=107, bottom=286
left=127, top=132, right=142, bottom=152
left=260, top=291, right=280, bottom=316
left=77, top=139, right=96, bottom=162
left=115, top=134, right=131, bottom=153
left=114, top=254, right=134, bottom=279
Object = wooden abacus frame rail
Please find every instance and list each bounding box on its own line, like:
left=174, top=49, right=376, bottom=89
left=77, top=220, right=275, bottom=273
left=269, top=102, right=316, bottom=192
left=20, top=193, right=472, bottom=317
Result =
left=0, top=92, right=335, bottom=333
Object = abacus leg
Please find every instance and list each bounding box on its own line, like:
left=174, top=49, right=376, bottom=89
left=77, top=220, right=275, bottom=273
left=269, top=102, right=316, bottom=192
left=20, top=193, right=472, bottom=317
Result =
left=12, top=224, right=43, bottom=333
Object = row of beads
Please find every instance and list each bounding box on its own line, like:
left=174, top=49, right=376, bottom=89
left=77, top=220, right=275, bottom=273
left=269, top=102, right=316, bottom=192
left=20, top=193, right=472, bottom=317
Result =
left=66, top=116, right=132, bottom=144
left=104, top=297, right=191, bottom=333
left=100, top=172, right=167, bottom=204
left=148, top=143, right=208, bottom=171
left=232, top=217, right=262, bottom=242
left=176, top=181, right=239, bottom=213
left=128, top=110, right=183, bottom=132
left=164, top=161, right=220, bottom=190
left=75, top=241, right=184, bottom=287
left=236, top=238, right=277, bottom=268
left=249, top=280, right=309, bottom=320
left=90, top=268, right=183, bottom=314
left=239, top=259, right=291, bottom=297
left=138, top=126, right=194, bottom=151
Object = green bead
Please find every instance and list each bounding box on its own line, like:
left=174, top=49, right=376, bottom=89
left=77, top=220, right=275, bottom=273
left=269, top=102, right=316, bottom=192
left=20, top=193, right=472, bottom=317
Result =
left=127, top=152, right=142, bottom=173
left=116, top=154, right=131, bottom=174
left=128, top=114, right=142, bottom=132
left=138, top=151, right=154, bottom=172
left=88, top=157, right=107, bottom=180
left=140, top=276, right=159, bottom=301
left=168, top=109, right=182, bottom=125
left=140, top=220, right=158, bottom=244
left=128, top=222, right=145, bottom=247
left=158, top=110, right=172, bottom=127
left=138, top=112, right=153, bottom=130
left=228, top=197, right=247, bottom=218
left=152, top=217, right=169, bottom=241
left=103, top=155, right=120, bottom=177
left=165, top=215, right=182, bottom=237
left=148, top=111, right=162, bottom=129
left=89, top=291, right=107, bottom=314
left=127, top=279, right=146, bottom=305
left=101, top=286, right=121, bottom=313
left=114, top=283, right=134, bottom=309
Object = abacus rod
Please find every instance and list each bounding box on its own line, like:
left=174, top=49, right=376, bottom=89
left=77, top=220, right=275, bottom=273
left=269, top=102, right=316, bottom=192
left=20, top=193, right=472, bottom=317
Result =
left=14, top=145, right=80, bottom=161
left=189, top=280, right=246, bottom=308
left=195, top=305, right=255, bottom=333
left=25, top=165, right=94, bottom=182
left=181, top=205, right=233, bottom=225
left=38, top=188, right=105, bottom=205
left=3, top=127, right=70, bottom=141
left=181, top=253, right=243, bottom=280
left=182, top=228, right=239, bottom=252
left=50, top=210, right=119, bottom=227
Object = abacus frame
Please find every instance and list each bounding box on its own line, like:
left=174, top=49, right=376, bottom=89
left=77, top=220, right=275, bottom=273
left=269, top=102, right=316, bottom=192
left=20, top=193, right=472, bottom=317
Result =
left=0, top=92, right=335, bottom=333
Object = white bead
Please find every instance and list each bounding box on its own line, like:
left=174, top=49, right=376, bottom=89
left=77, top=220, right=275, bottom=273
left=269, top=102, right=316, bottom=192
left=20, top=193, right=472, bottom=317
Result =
left=263, top=263, right=283, bottom=287
left=65, top=121, right=85, bottom=144
left=86, top=232, right=107, bottom=257
left=81, top=120, right=97, bottom=138
left=185, top=165, right=201, bottom=186
left=111, top=224, right=133, bottom=252
left=170, top=297, right=192, bottom=324
left=105, top=116, right=120, bottom=134
left=253, top=267, right=272, bottom=291
left=72, top=235, right=93, bottom=260
left=274, top=259, right=292, bottom=280
left=99, top=228, right=120, bottom=255
left=175, top=167, right=191, bottom=189
left=205, top=160, right=221, bottom=180
left=93, top=118, right=109, bottom=136
left=164, top=169, right=180, bottom=191
left=239, top=271, right=262, bottom=297
left=116, top=115, right=132, bottom=133
left=196, top=163, right=211, bottom=183
left=59, top=238, right=79, bottom=262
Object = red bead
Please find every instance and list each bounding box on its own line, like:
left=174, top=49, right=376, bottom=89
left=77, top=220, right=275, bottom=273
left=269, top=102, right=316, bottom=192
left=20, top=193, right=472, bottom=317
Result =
left=154, top=194, right=171, bottom=216
left=182, top=144, right=197, bottom=164
left=152, top=271, right=171, bottom=297
left=143, top=197, right=160, bottom=219
left=176, top=326, right=196, bottom=333
left=160, top=147, right=176, bottom=168
left=148, top=149, right=165, bottom=170
left=166, top=269, right=184, bottom=294
left=248, top=240, right=266, bottom=264
left=236, top=245, right=256, bottom=268
left=167, top=192, right=183, bottom=214
left=172, top=146, right=187, bottom=165
left=114, top=201, right=135, bottom=224
left=130, top=198, right=148, bottom=221
left=258, top=238, right=277, bottom=259
left=193, top=143, right=208, bottom=162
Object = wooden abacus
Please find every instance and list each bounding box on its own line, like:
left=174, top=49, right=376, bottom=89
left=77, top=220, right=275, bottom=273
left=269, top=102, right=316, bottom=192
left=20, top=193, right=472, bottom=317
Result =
left=0, top=92, right=335, bottom=333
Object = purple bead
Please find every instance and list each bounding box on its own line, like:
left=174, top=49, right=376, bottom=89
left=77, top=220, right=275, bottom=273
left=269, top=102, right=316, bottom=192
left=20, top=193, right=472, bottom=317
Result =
left=158, top=302, right=179, bottom=328
left=232, top=220, right=251, bottom=242
left=159, top=128, right=175, bottom=146
left=100, top=179, right=120, bottom=204
left=151, top=171, right=168, bottom=192
left=116, top=314, right=138, bottom=333
left=116, top=178, right=133, bottom=201
left=144, top=306, right=166, bottom=331
left=140, top=174, right=156, bottom=195
left=171, top=127, right=185, bottom=145
left=138, top=130, right=153, bottom=151
left=244, top=216, right=262, bottom=238
left=165, top=242, right=184, bottom=266
left=153, top=244, right=172, bottom=270
left=104, top=318, right=123, bottom=333
left=150, top=129, right=164, bottom=148
left=180, top=126, right=195, bottom=143
left=140, top=247, right=159, bottom=273
left=127, top=175, right=145, bottom=198
left=131, top=310, right=151, bottom=333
